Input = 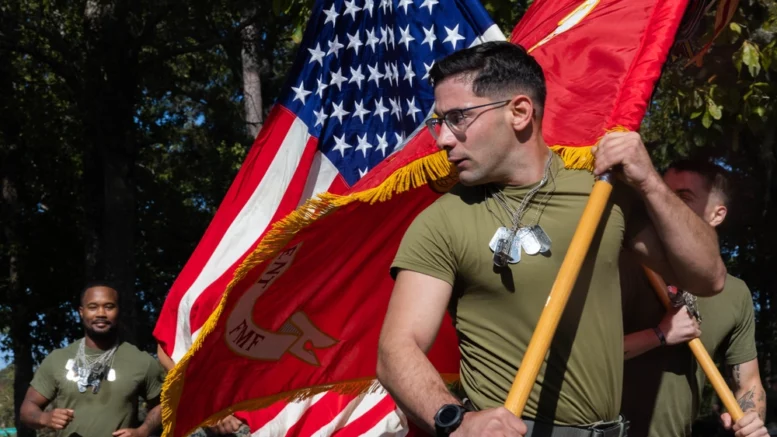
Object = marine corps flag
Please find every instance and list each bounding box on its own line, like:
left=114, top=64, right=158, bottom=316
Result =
left=161, top=0, right=691, bottom=435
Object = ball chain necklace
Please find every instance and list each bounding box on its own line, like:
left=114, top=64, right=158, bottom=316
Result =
left=65, top=338, right=118, bottom=394
left=485, top=151, right=556, bottom=267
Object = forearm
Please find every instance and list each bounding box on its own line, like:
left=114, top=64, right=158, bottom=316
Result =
left=624, top=329, right=661, bottom=360
left=734, top=380, right=767, bottom=421
left=640, top=177, right=725, bottom=295
left=139, top=404, right=162, bottom=435
left=20, top=401, right=47, bottom=429
left=377, top=340, right=460, bottom=434
left=157, top=344, right=175, bottom=372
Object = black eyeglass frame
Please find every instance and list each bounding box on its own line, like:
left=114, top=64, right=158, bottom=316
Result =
left=424, top=100, right=511, bottom=140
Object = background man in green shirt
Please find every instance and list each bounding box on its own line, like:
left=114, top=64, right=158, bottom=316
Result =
left=19, top=282, right=165, bottom=437
left=621, top=160, right=767, bottom=437
left=376, top=41, right=727, bottom=437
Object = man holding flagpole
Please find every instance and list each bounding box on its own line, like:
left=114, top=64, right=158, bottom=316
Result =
left=377, top=41, right=726, bottom=436
left=621, top=159, right=768, bottom=437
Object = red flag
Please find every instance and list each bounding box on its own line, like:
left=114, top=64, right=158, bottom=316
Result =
left=161, top=0, right=691, bottom=436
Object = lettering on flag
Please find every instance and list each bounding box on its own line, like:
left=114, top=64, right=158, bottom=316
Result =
left=226, top=244, right=337, bottom=365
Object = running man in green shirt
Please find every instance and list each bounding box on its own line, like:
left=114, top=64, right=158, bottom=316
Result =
left=621, top=160, right=767, bottom=437
left=20, top=282, right=165, bottom=437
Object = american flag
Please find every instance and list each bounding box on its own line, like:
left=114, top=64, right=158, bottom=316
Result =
left=154, top=0, right=502, bottom=434
left=280, top=0, right=501, bottom=186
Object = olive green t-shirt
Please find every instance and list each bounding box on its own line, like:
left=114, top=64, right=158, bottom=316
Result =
left=31, top=340, right=166, bottom=437
left=392, top=155, right=636, bottom=426
left=620, top=253, right=757, bottom=437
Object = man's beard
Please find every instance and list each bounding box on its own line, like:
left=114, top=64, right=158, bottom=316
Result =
left=84, top=322, right=118, bottom=342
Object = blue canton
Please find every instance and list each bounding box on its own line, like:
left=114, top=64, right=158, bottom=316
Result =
left=279, top=0, right=496, bottom=186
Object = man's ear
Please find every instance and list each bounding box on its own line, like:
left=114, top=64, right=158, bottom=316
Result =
left=509, top=95, right=534, bottom=131
left=708, top=204, right=727, bottom=227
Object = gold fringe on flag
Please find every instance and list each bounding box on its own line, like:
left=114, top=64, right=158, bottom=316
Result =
left=549, top=125, right=630, bottom=171
left=170, top=373, right=461, bottom=436
left=549, top=145, right=595, bottom=170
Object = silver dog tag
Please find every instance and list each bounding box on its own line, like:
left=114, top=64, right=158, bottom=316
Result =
left=519, top=227, right=541, bottom=255
left=489, top=227, right=522, bottom=265
left=530, top=225, right=552, bottom=253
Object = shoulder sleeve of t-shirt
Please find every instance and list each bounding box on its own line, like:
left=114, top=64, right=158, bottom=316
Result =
left=725, top=277, right=758, bottom=365
left=143, top=354, right=166, bottom=400
left=391, top=195, right=457, bottom=285
left=30, top=351, right=61, bottom=400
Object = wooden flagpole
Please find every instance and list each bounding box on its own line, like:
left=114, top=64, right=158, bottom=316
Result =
left=641, top=266, right=744, bottom=422
left=504, top=176, right=613, bottom=414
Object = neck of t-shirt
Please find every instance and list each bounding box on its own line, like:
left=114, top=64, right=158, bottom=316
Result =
left=84, top=334, right=119, bottom=351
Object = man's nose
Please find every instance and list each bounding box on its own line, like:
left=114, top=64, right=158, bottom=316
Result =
left=436, top=123, right=457, bottom=151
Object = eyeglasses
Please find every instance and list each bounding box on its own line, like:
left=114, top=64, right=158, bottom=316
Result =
left=425, top=100, right=511, bottom=141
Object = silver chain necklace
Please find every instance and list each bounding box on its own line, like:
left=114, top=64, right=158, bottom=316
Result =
left=66, top=338, right=118, bottom=394
left=486, top=151, right=556, bottom=267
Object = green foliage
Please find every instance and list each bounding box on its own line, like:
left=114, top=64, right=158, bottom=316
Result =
left=0, top=365, right=13, bottom=428
left=482, top=0, right=531, bottom=36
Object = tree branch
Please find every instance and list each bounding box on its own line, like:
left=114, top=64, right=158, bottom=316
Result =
left=145, top=12, right=262, bottom=64
left=0, top=37, right=81, bottom=94
left=0, top=9, right=79, bottom=64
left=135, top=8, right=167, bottom=48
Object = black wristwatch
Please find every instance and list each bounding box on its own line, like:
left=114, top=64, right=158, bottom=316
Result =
left=434, top=404, right=467, bottom=436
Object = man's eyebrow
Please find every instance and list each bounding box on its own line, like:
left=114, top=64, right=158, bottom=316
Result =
left=435, top=106, right=467, bottom=117
left=675, top=188, right=695, bottom=198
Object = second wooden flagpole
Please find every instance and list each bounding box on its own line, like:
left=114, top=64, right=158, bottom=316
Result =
left=641, top=266, right=744, bottom=422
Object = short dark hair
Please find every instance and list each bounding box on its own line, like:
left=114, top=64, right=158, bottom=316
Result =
left=667, top=159, right=732, bottom=207
left=429, top=41, right=547, bottom=117
left=80, top=280, right=120, bottom=306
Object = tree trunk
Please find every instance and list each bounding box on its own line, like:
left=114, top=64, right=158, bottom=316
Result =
left=761, top=120, right=777, bottom=379
left=102, top=145, right=138, bottom=343
left=10, top=311, right=34, bottom=437
left=1, top=176, right=34, bottom=437
left=242, top=21, right=263, bottom=139
left=82, top=0, right=140, bottom=345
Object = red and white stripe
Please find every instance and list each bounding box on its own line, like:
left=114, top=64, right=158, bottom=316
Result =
left=248, top=387, right=409, bottom=437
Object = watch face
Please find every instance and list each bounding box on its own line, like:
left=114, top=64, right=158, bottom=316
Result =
left=438, top=405, right=462, bottom=427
